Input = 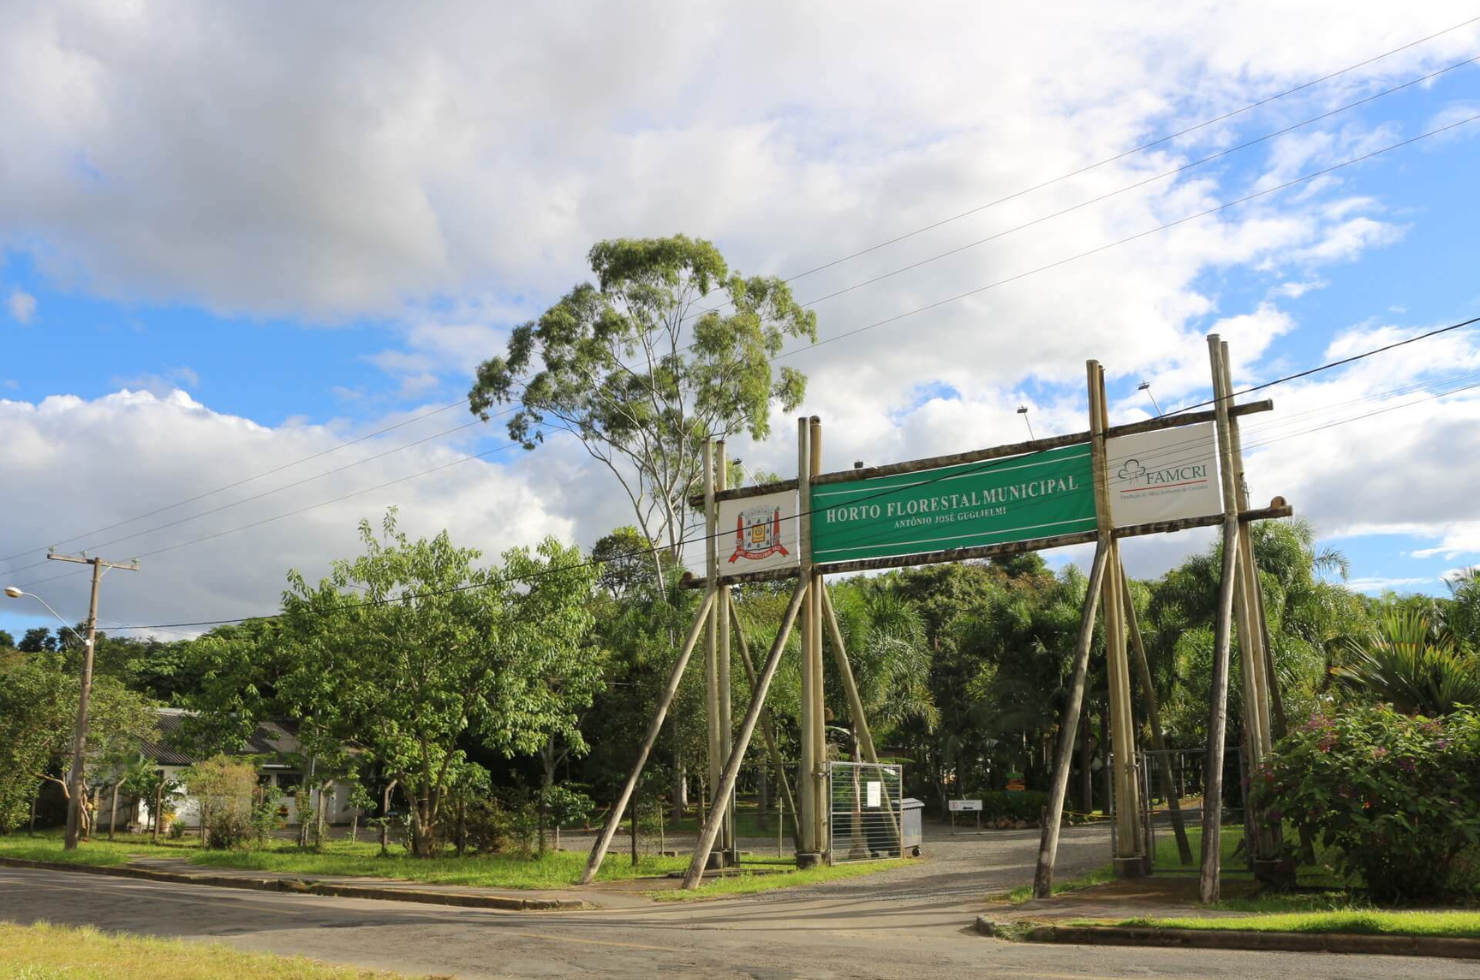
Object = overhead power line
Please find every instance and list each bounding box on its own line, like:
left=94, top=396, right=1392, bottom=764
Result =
left=673, top=12, right=1480, bottom=327
left=0, top=396, right=477, bottom=567
left=102, top=313, right=1480, bottom=633
left=16, top=22, right=1480, bottom=614
left=787, top=55, right=1480, bottom=314
left=774, top=111, right=1480, bottom=360
left=14, top=441, right=523, bottom=593
left=2, top=417, right=489, bottom=579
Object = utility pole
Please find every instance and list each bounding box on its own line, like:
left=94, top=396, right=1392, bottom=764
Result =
left=47, top=551, right=139, bottom=851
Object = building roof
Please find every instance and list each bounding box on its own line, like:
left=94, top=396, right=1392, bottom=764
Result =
left=140, top=708, right=303, bottom=767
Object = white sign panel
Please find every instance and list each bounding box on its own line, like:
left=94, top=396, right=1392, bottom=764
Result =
left=1107, top=422, right=1222, bottom=527
left=866, top=781, right=882, bottom=808
left=948, top=799, right=983, bottom=812
left=717, top=490, right=800, bottom=579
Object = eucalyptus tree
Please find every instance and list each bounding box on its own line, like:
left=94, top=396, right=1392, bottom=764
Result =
left=468, top=235, right=816, bottom=587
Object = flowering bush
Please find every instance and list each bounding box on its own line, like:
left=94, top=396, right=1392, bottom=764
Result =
left=1253, top=704, right=1480, bottom=902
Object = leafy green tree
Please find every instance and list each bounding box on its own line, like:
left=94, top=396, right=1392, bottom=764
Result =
left=0, top=653, right=157, bottom=835
left=17, top=627, right=55, bottom=653
left=0, top=630, right=14, bottom=649
left=272, top=513, right=598, bottom=856
left=468, top=235, right=816, bottom=587
left=825, top=580, right=938, bottom=742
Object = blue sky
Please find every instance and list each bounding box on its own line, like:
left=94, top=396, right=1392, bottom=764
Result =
left=2, top=3, right=1479, bottom=638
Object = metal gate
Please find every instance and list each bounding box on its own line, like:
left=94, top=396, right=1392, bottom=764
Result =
left=1114, top=747, right=1249, bottom=873
left=826, top=762, right=902, bottom=864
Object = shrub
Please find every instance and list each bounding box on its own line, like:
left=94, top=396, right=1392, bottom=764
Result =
left=1254, top=704, right=1480, bottom=902
left=460, top=798, right=513, bottom=855
left=182, top=755, right=259, bottom=851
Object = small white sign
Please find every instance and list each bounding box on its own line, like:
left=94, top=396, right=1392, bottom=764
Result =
left=1107, top=422, right=1222, bottom=527
left=866, top=781, right=882, bottom=808
left=949, top=799, right=983, bottom=812
left=717, top=490, right=800, bottom=579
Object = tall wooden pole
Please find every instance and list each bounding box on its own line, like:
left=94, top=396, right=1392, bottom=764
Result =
left=685, top=579, right=810, bottom=888
left=1219, top=343, right=1273, bottom=760
left=44, top=552, right=139, bottom=851
left=1201, top=333, right=1241, bottom=903
left=1121, top=569, right=1194, bottom=865
left=796, top=417, right=818, bottom=865
left=728, top=592, right=801, bottom=852
left=1033, top=540, right=1110, bottom=898
left=1218, top=341, right=1285, bottom=879
left=703, top=440, right=722, bottom=868
left=716, top=441, right=736, bottom=864
left=1092, top=363, right=1143, bottom=876
left=581, top=589, right=716, bottom=885
left=809, top=416, right=827, bottom=858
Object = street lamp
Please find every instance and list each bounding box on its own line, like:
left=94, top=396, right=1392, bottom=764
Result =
left=1138, top=380, right=1164, bottom=417
left=4, top=585, right=95, bottom=851
left=1016, top=405, right=1035, bottom=440
left=2, top=587, right=92, bottom=648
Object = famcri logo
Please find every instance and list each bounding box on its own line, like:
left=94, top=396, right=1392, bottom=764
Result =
left=730, top=505, right=790, bottom=563
left=1116, top=458, right=1208, bottom=491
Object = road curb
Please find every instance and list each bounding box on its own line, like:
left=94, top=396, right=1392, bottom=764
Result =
left=973, top=916, right=1480, bottom=960
left=0, top=857, right=592, bottom=911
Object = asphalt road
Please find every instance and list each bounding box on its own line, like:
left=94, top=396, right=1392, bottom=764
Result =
left=1, top=828, right=1474, bottom=980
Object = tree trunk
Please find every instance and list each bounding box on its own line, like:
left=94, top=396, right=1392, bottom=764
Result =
left=757, top=764, right=769, bottom=831
left=316, top=779, right=332, bottom=848
left=350, top=811, right=359, bottom=844
left=456, top=797, right=467, bottom=858
left=108, top=782, right=121, bottom=840
left=670, top=755, right=688, bottom=822
left=85, top=783, right=98, bottom=841
left=152, top=781, right=163, bottom=844
left=1079, top=705, right=1094, bottom=814
left=29, top=787, right=39, bottom=836
left=380, top=779, right=398, bottom=856
left=630, top=802, right=639, bottom=866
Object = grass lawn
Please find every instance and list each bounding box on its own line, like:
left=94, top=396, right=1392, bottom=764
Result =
left=0, top=921, right=437, bottom=979
left=647, top=858, right=907, bottom=902
left=1003, top=863, right=1114, bottom=903
left=1118, top=909, right=1480, bottom=939
left=0, top=832, right=687, bottom=890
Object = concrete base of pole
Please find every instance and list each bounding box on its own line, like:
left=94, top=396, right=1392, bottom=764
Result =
left=794, top=851, right=823, bottom=870
left=1113, top=856, right=1147, bottom=879
left=705, top=851, right=727, bottom=871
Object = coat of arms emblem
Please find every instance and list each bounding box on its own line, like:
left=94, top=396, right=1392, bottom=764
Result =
left=730, top=505, right=789, bottom=563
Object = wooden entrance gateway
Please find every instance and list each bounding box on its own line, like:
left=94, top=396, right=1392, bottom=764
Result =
left=582, top=335, right=1288, bottom=901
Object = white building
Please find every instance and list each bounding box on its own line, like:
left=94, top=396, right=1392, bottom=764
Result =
left=120, top=708, right=359, bottom=831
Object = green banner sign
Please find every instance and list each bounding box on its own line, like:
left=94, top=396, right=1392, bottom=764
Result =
left=811, top=443, right=1096, bottom=564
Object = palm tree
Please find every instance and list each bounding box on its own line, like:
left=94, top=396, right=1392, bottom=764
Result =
left=1334, top=610, right=1480, bottom=715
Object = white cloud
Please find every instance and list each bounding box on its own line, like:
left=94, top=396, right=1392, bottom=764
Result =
left=0, top=389, right=579, bottom=636
left=1271, top=277, right=1327, bottom=299
left=1345, top=575, right=1432, bottom=594
left=1, top=2, right=1477, bottom=616
left=1243, top=322, right=1480, bottom=558
left=7, top=289, right=36, bottom=324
